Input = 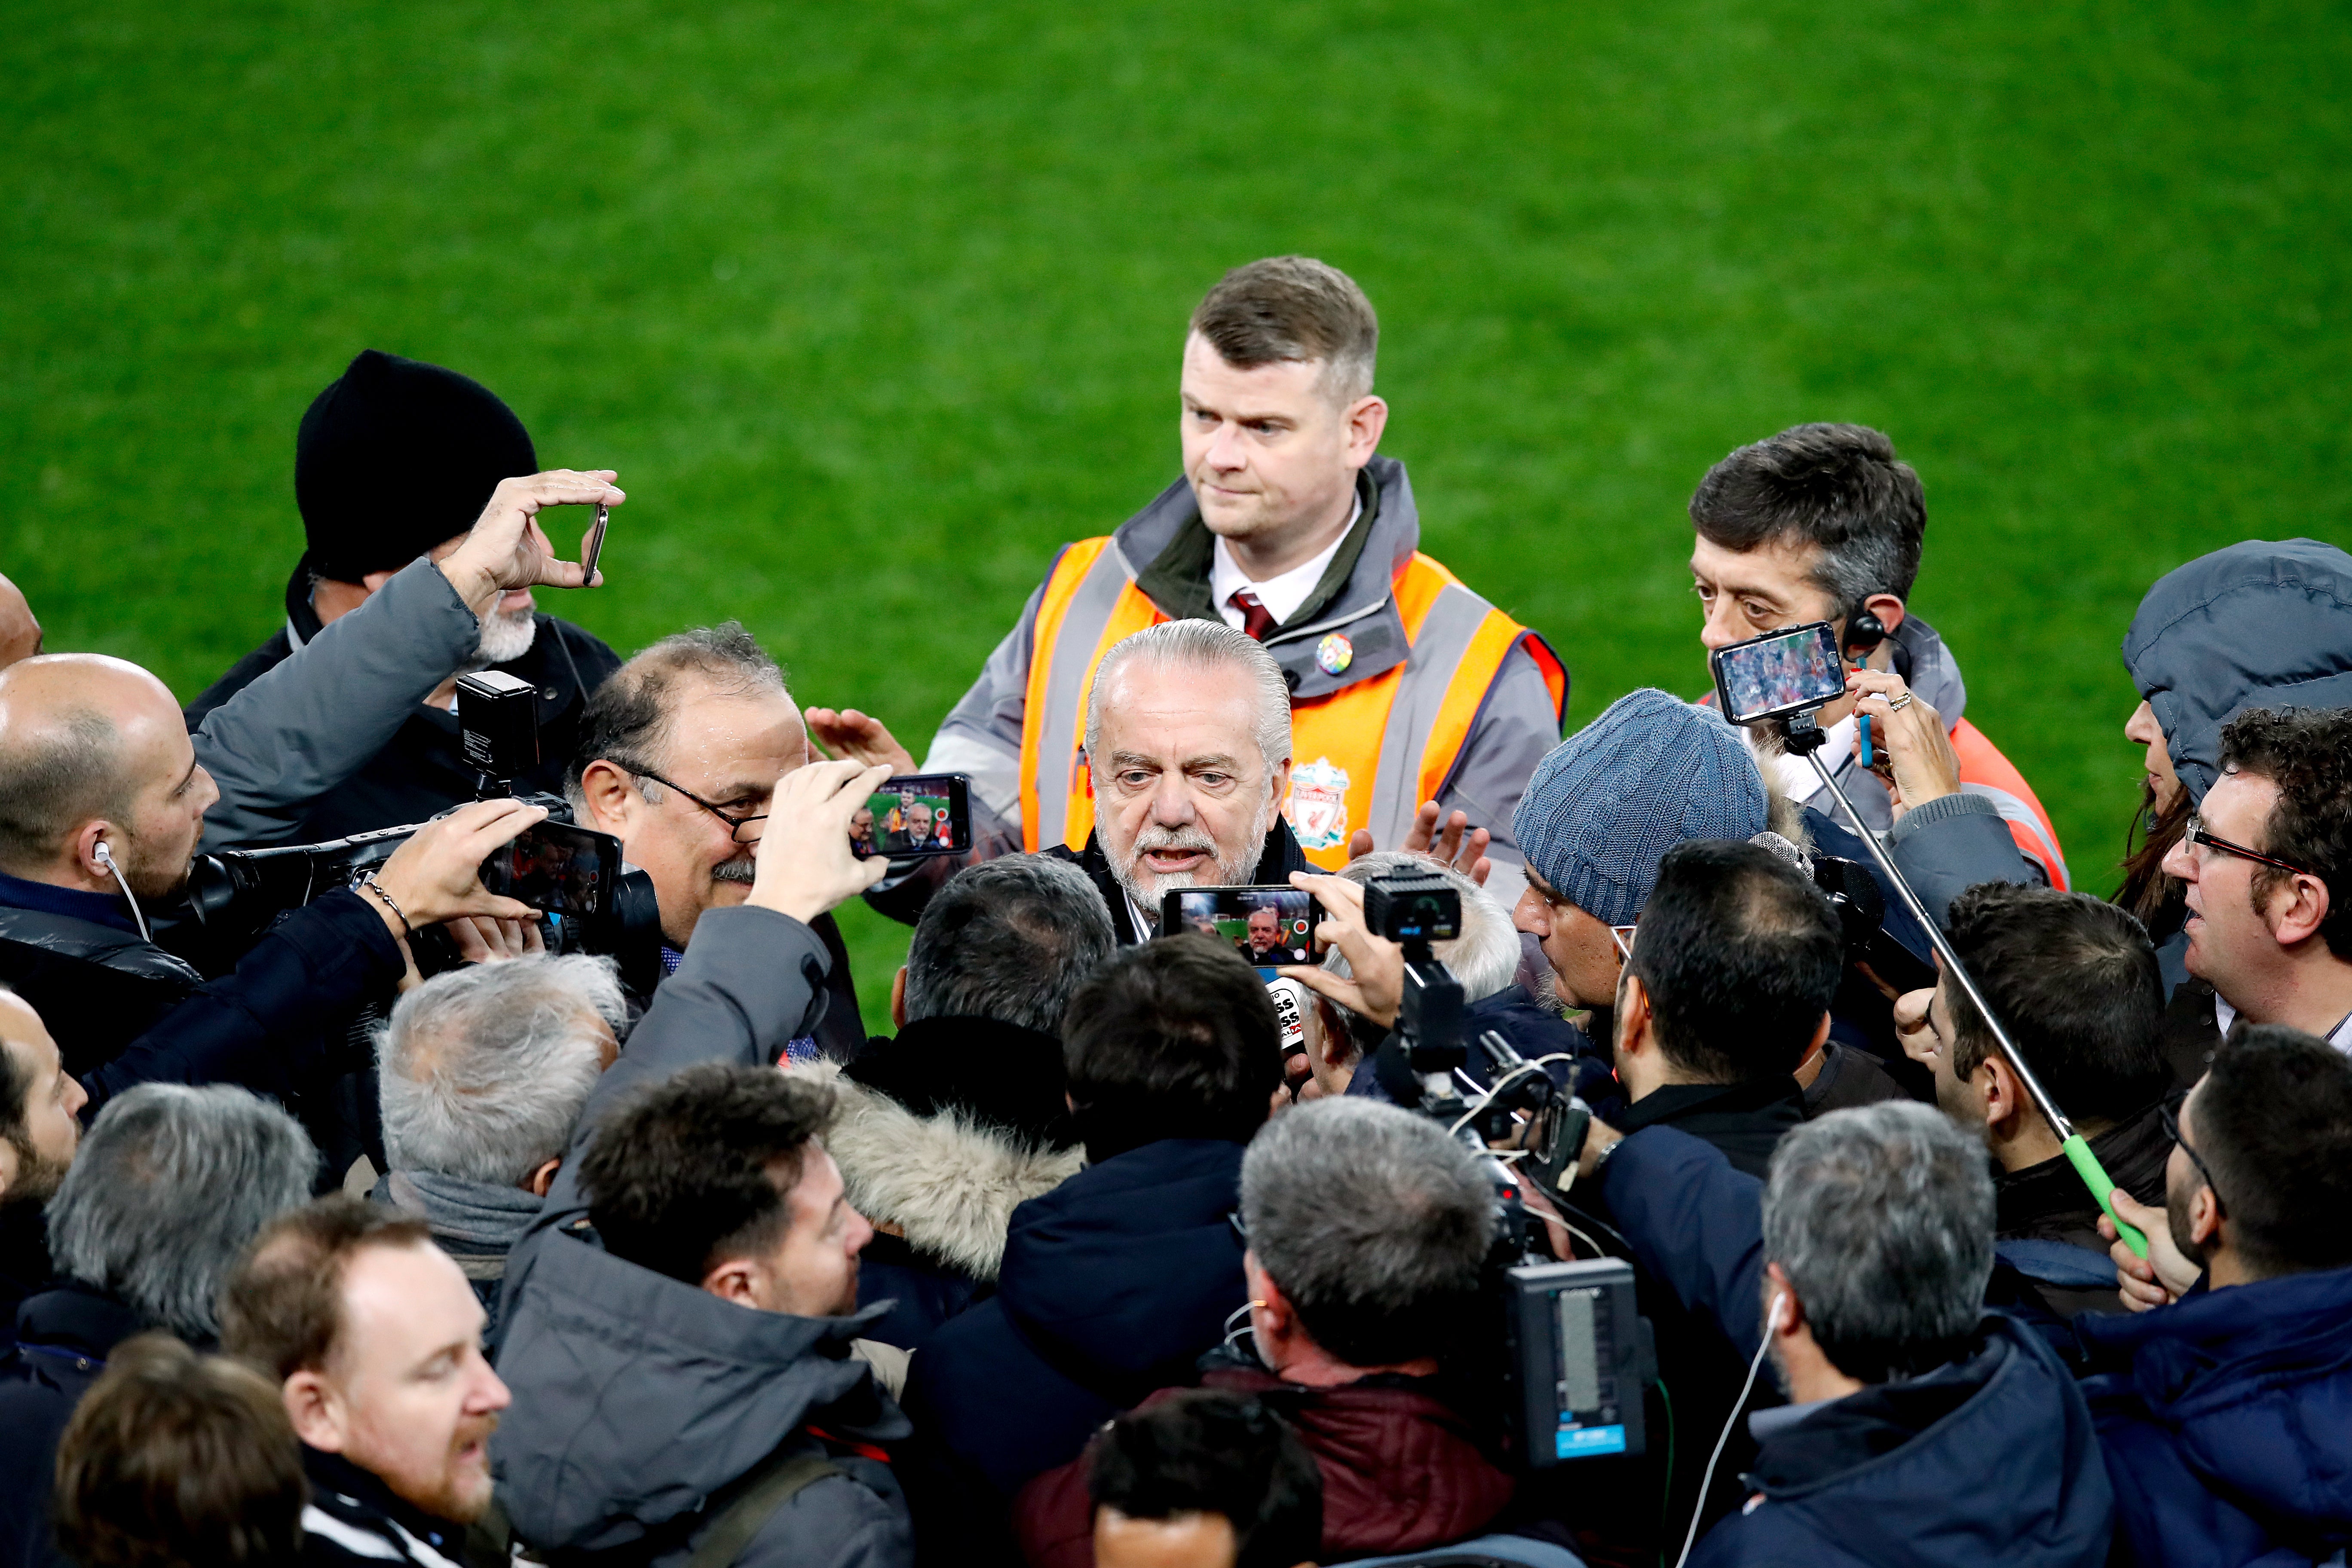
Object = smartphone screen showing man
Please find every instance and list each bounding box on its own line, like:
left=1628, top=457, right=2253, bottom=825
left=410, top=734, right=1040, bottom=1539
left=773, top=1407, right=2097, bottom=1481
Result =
left=853, top=773, right=972, bottom=860
left=1160, top=887, right=1321, bottom=974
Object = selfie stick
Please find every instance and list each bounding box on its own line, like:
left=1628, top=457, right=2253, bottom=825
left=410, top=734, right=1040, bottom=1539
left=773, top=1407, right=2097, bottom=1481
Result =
left=1781, top=712, right=2150, bottom=1258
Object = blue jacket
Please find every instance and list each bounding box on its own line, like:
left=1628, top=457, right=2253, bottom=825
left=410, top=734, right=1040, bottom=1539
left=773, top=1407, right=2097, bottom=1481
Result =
left=2076, top=1265, right=2352, bottom=1567
left=0, top=1283, right=147, bottom=1568
left=1692, top=1314, right=2112, bottom=1568
left=903, top=1137, right=1250, bottom=1500
left=1597, top=1125, right=2113, bottom=1565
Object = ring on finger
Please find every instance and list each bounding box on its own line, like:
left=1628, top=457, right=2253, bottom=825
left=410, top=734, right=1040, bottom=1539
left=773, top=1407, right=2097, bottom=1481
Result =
left=1887, top=692, right=1914, bottom=711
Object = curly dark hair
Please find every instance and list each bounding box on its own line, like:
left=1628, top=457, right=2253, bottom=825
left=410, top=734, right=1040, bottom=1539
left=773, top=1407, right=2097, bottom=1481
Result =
left=578, top=1064, right=836, bottom=1286
left=2218, top=707, right=2352, bottom=959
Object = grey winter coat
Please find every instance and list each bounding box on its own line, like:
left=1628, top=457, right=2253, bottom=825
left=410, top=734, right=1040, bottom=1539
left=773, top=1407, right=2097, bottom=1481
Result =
left=1760, top=614, right=2049, bottom=927
left=190, top=558, right=487, bottom=851
left=493, top=905, right=913, bottom=1568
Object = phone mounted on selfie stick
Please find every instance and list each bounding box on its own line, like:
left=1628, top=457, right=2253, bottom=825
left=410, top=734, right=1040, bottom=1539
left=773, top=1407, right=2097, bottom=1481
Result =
left=1710, top=622, right=2150, bottom=1258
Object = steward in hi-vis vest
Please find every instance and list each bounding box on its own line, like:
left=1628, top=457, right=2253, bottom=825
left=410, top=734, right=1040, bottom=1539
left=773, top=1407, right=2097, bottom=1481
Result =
left=919, top=453, right=1566, bottom=892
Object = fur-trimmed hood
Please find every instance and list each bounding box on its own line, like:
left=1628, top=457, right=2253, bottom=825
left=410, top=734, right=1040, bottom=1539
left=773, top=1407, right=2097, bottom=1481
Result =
left=790, top=1057, right=1082, bottom=1282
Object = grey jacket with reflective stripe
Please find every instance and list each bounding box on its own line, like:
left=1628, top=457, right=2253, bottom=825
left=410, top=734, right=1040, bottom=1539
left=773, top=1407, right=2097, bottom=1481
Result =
left=918, top=456, right=1564, bottom=900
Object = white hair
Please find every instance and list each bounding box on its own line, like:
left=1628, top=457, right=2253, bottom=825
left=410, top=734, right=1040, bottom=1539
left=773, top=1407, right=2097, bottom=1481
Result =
left=1083, top=620, right=1293, bottom=780
left=377, top=954, right=626, bottom=1188
left=1332, top=851, right=1522, bottom=1003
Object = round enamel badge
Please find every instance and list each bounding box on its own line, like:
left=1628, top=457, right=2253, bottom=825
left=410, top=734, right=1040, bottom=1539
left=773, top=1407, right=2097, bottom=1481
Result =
left=1316, top=633, right=1354, bottom=674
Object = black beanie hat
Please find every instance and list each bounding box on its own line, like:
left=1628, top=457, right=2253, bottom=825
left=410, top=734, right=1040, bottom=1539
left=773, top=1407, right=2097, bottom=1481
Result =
left=294, top=349, right=536, bottom=584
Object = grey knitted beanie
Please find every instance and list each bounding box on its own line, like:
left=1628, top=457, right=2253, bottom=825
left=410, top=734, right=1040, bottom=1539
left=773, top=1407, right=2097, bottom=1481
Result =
left=1511, top=688, right=1770, bottom=926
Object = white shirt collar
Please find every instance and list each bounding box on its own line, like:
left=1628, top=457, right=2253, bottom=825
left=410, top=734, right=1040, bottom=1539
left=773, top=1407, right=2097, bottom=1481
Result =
left=1209, top=493, right=1361, bottom=632
left=2213, top=992, right=2352, bottom=1054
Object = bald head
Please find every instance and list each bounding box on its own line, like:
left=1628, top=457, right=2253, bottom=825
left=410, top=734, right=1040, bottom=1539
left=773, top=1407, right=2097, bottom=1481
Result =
left=0, top=655, right=216, bottom=899
left=0, top=576, right=41, bottom=671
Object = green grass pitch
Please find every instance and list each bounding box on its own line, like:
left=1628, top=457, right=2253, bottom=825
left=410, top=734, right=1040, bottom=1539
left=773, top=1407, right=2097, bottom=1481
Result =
left=6, top=0, right=2348, bottom=1027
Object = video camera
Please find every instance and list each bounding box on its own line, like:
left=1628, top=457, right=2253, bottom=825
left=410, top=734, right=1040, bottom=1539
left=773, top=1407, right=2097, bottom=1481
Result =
left=165, top=671, right=662, bottom=993
left=1350, top=868, right=1653, bottom=1472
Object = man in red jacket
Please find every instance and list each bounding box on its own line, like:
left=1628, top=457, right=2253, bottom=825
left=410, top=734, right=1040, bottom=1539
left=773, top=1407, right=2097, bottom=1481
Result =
left=1015, top=1098, right=1515, bottom=1568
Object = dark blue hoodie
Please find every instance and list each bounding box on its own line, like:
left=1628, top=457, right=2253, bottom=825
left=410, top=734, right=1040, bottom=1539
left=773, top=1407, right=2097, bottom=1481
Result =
left=902, top=1137, right=1249, bottom=1499
left=2076, top=1264, right=2352, bottom=1567
left=1690, top=1314, right=2113, bottom=1568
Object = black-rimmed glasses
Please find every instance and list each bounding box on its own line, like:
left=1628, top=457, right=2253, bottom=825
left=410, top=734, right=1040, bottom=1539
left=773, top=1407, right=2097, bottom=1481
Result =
left=635, top=769, right=768, bottom=843
left=2184, top=815, right=2310, bottom=878
left=2161, top=1099, right=2228, bottom=1218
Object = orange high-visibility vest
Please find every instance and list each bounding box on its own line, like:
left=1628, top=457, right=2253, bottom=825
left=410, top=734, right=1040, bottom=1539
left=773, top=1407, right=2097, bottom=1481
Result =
left=1014, top=537, right=1566, bottom=871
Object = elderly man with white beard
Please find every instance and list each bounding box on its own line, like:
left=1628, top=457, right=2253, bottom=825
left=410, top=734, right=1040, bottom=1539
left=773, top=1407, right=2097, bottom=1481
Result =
left=186, top=351, right=623, bottom=847
left=1045, top=619, right=1307, bottom=944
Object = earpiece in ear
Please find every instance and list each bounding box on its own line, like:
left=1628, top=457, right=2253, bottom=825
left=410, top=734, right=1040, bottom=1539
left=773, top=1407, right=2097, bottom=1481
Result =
left=93, top=842, right=116, bottom=869
left=1768, top=1292, right=1791, bottom=1333
left=1844, top=610, right=1888, bottom=661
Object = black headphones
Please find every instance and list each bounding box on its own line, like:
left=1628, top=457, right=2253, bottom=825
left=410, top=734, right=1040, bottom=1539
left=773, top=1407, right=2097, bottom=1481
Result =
left=1843, top=609, right=1889, bottom=660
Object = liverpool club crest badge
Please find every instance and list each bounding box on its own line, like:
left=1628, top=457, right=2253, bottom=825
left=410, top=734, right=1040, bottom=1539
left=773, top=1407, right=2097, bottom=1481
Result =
left=1286, top=757, right=1351, bottom=851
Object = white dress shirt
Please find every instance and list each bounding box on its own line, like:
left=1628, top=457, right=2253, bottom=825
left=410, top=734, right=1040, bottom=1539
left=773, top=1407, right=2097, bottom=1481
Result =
left=2213, top=992, right=2352, bottom=1055
left=1209, top=494, right=1361, bottom=632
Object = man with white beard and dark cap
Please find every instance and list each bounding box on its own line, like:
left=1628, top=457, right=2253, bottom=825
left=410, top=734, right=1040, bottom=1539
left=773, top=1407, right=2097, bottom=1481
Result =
left=1044, top=619, right=1308, bottom=943
left=185, top=350, right=622, bottom=847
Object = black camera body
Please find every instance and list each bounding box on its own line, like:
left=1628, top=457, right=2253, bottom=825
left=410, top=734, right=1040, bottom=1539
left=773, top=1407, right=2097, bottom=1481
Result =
left=165, top=675, right=662, bottom=993
left=1348, top=871, right=1651, bottom=1470
left=1363, top=870, right=1469, bottom=1090
left=1362, top=868, right=1462, bottom=945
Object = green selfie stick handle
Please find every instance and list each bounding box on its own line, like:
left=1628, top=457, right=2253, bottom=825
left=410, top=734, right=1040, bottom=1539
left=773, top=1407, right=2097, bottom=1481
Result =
left=2063, top=1133, right=2150, bottom=1259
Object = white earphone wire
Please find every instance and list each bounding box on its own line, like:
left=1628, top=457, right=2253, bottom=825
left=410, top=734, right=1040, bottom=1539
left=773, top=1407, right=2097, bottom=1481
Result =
left=95, top=843, right=153, bottom=944
left=1672, top=1293, right=1783, bottom=1568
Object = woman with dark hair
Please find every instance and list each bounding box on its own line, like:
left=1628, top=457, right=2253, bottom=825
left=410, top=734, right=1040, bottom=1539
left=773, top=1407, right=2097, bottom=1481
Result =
left=2116, top=538, right=2352, bottom=993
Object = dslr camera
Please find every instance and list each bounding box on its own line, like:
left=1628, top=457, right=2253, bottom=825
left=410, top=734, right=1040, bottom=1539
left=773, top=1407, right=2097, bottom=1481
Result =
left=166, top=672, right=661, bottom=992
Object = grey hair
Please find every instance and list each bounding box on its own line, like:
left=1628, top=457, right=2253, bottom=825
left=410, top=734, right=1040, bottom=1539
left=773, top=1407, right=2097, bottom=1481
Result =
left=1331, top=852, right=1521, bottom=1003
left=377, top=955, right=625, bottom=1188
left=1762, top=1102, right=1994, bottom=1384
left=0, top=704, right=126, bottom=873
left=1241, top=1097, right=1494, bottom=1366
left=566, top=622, right=790, bottom=809
left=906, top=854, right=1117, bottom=1036
left=46, top=1085, right=317, bottom=1342
left=1083, top=621, right=1293, bottom=781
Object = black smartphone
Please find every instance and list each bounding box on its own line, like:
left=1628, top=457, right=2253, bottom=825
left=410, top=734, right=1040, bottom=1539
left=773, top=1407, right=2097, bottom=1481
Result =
left=582, top=502, right=609, bottom=584
left=1709, top=620, right=1847, bottom=726
left=478, top=819, right=622, bottom=917
left=1158, top=886, right=1323, bottom=974
left=853, top=773, right=972, bottom=860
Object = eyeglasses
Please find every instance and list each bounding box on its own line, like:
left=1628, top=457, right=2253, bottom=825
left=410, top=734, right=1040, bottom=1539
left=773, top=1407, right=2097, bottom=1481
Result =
left=2183, top=815, right=2310, bottom=878
left=2160, top=1099, right=2228, bottom=1218
left=634, top=769, right=768, bottom=843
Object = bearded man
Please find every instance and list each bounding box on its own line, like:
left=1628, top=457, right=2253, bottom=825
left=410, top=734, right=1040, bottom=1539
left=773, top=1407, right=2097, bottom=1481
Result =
left=1050, top=620, right=1305, bottom=943
left=186, top=350, right=621, bottom=843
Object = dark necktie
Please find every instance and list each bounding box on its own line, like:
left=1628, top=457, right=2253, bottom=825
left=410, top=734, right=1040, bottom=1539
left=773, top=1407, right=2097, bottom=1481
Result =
left=1228, top=588, right=1279, bottom=642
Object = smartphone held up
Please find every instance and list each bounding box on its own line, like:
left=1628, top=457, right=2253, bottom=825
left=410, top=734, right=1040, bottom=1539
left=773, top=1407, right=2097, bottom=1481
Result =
left=851, top=774, right=973, bottom=860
